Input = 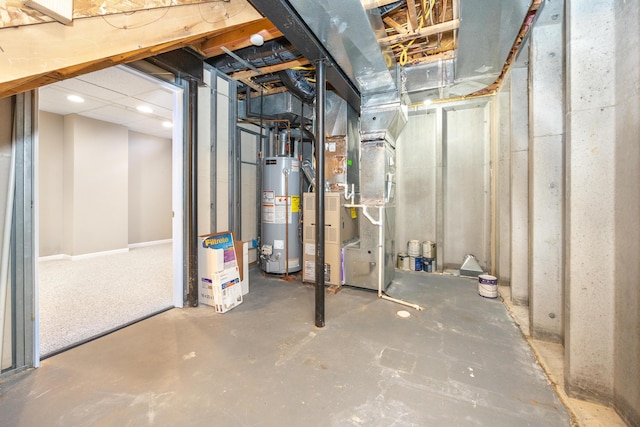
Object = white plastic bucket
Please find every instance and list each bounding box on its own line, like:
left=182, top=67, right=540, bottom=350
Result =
left=478, top=274, right=498, bottom=298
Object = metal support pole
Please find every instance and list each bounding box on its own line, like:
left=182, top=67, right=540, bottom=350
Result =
left=187, top=79, right=198, bottom=307
left=314, top=59, right=326, bottom=328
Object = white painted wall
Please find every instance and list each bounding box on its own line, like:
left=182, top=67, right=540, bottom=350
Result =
left=39, top=113, right=172, bottom=256
left=128, top=131, right=172, bottom=245
left=63, top=114, right=129, bottom=256
left=38, top=112, right=64, bottom=256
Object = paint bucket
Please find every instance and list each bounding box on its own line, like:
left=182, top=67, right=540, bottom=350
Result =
left=402, top=255, right=411, bottom=271
left=414, top=256, right=423, bottom=271
left=478, top=274, right=498, bottom=298
left=408, top=256, right=416, bottom=271
left=397, top=252, right=407, bottom=269
left=407, top=240, right=421, bottom=257
left=422, top=257, right=434, bottom=272
left=422, top=241, right=436, bottom=259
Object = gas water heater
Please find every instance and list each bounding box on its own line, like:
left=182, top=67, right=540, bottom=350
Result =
left=260, top=156, right=301, bottom=274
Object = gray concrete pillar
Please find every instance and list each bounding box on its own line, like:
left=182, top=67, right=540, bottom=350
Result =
left=528, top=3, right=565, bottom=342
left=612, top=3, right=640, bottom=424
left=509, top=65, right=529, bottom=306
left=564, top=0, right=617, bottom=405
left=495, top=78, right=511, bottom=284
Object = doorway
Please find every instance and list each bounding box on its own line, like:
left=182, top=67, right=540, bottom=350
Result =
left=36, top=66, right=184, bottom=358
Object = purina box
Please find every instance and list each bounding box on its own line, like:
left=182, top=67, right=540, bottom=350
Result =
left=198, top=231, right=243, bottom=312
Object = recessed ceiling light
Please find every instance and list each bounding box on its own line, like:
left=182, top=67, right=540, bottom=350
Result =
left=136, top=105, right=154, bottom=114
left=66, top=94, right=84, bottom=103
left=162, top=121, right=173, bottom=128
left=422, top=99, right=432, bottom=106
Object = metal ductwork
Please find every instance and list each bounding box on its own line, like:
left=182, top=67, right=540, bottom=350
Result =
left=360, top=102, right=408, bottom=147
left=284, top=0, right=398, bottom=101
left=278, top=69, right=315, bottom=103
left=403, top=0, right=534, bottom=101
left=209, top=36, right=315, bottom=104
left=239, top=91, right=314, bottom=122
left=208, top=38, right=302, bottom=74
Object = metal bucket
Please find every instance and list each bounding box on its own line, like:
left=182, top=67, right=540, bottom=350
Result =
left=397, top=252, right=408, bottom=269
left=422, top=241, right=436, bottom=259
left=422, top=257, right=434, bottom=272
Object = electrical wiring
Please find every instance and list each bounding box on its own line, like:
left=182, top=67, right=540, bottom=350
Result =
left=395, top=0, right=436, bottom=66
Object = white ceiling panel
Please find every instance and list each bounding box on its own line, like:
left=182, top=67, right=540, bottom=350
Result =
left=39, top=86, right=106, bottom=116
left=114, top=95, right=172, bottom=120
left=135, top=89, right=174, bottom=110
left=38, top=66, right=175, bottom=139
left=75, top=67, right=161, bottom=98
left=81, top=105, right=144, bottom=126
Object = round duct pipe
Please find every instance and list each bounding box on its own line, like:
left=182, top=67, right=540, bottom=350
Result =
left=278, top=69, right=316, bottom=103
left=210, top=38, right=316, bottom=104
left=210, top=39, right=301, bottom=74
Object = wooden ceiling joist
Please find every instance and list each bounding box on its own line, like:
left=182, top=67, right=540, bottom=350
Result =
left=406, top=0, right=419, bottom=31
left=230, top=57, right=310, bottom=81
left=0, top=1, right=262, bottom=97
left=380, top=18, right=459, bottom=45
left=383, top=16, right=408, bottom=35
left=197, top=17, right=283, bottom=58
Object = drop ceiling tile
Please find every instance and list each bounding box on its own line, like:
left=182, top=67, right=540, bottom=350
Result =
left=77, top=67, right=160, bottom=97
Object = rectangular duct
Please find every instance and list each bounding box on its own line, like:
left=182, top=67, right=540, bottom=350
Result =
left=239, top=92, right=314, bottom=122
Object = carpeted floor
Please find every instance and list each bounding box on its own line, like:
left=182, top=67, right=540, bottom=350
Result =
left=38, top=243, right=173, bottom=357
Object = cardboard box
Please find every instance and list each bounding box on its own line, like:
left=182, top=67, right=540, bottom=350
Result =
left=234, top=240, right=249, bottom=295
left=198, top=231, right=243, bottom=312
left=199, top=268, right=242, bottom=313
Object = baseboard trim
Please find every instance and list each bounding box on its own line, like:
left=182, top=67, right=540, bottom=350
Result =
left=39, top=240, right=172, bottom=262
left=39, top=254, right=66, bottom=262
left=128, top=239, right=173, bottom=249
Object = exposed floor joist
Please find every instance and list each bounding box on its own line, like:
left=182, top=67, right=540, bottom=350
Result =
left=196, top=17, right=283, bottom=57
left=0, top=1, right=262, bottom=96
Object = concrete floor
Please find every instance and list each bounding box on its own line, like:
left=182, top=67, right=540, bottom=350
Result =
left=0, top=269, right=571, bottom=426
